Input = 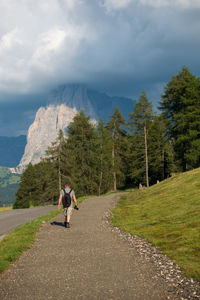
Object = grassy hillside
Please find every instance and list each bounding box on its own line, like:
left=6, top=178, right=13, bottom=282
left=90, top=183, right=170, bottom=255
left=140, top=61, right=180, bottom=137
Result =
left=111, top=168, right=200, bottom=281
left=0, top=167, right=21, bottom=206
left=0, top=167, right=21, bottom=187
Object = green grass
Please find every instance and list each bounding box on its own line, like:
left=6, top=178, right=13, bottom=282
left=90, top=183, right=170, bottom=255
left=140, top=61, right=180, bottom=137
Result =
left=0, top=209, right=60, bottom=273
left=0, top=166, right=21, bottom=187
left=111, top=168, right=200, bottom=282
left=0, top=166, right=10, bottom=177
left=0, top=206, right=12, bottom=212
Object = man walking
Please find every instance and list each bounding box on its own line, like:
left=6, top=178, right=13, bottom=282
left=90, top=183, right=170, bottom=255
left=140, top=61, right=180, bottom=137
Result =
left=58, top=183, right=78, bottom=228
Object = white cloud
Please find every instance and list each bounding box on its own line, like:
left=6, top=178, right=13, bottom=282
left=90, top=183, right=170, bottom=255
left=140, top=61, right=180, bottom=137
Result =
left=33, top=28, right=67, bottom=59
left=0, top=29, right=22, bottom=52
left=0, top=0, right=95, bottom=93
left=0, top=0, right=200, bottom=98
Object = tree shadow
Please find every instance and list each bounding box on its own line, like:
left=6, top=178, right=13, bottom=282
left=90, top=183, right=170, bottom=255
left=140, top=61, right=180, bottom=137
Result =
left=50, top=221, right=65, bottom=227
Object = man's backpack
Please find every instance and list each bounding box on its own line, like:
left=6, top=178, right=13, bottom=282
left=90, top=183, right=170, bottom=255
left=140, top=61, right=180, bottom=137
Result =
left=62, top=189, right=72, bottom=208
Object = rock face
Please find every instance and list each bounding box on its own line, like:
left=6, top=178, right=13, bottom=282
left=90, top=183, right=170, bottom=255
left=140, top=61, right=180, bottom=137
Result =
left=18, top=104, right=78, bottom=171
left=48, top=85, right=96, bottom=118
left=48, top=84, right=135, bottom=121
left=18, top=85, right=135, bottom=171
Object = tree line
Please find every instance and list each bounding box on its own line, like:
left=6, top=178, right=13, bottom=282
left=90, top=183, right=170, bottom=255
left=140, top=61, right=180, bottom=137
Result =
left=13, top=66, right=200, bottom=208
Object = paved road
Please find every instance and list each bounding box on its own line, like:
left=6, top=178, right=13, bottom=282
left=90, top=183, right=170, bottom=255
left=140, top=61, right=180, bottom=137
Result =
left=0, top=194, right=178, bottom=300
left=0, top=206, right=57, bottom=238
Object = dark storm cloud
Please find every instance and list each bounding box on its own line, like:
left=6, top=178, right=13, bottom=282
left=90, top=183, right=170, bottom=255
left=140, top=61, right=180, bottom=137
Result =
left=0, top=93, right=47, bottom=136
left=0, top=0, right=200, bottom=135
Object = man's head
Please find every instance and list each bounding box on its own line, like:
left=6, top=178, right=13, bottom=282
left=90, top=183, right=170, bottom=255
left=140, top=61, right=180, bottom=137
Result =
left=65, top=183, right=71, bottom=188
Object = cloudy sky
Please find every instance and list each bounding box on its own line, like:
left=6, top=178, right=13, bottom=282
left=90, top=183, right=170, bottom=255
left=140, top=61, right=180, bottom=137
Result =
left=0, top=0, right=200, bottom=136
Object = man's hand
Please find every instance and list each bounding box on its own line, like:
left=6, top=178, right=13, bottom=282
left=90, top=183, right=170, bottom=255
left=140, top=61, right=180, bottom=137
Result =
left=74, top=205, right=79, bottom=210
left=58, top=204, right=61, bottom=209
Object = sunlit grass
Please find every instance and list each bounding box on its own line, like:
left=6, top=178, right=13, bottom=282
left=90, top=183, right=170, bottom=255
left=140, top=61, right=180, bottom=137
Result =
left=111, top=168, right=200, bottom=281
left=0, top=206, right=12, bottom=212
left=0, top=209, right=60, bottom=273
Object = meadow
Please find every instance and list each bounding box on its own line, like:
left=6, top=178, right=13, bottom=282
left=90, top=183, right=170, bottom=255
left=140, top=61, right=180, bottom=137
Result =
left=111, top=168, right=200, bottom=281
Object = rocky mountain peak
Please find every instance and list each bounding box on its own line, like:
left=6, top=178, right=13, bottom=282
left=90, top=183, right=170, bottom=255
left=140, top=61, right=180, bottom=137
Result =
left=17, top=84, right=135, bottom=171
left=48, top=84, right=96, bottom=117
left=47, top=84, right=135, bottom=121
left=18, top=104, right=78, bottom=171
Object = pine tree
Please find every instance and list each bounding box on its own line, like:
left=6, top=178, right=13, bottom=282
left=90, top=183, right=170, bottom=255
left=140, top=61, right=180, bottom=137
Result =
left=65, top=111, right=99, bottom=197
left=128, top=91, right=154, bottom=187
left=96, top=118, right=113, bottom=195
left=159, top=66, right=200, bottom=171
left=107, top=107, right=127, bottom=191
left=147, top=115, right=174, bottom=184
left=126, top=132, right=146, bottom=186
left=13, top=161, right=59, bottom=208
left=44, top=129, right=67, bottom=192
left=33, top=161, right=58, bottom=205
left=13, top=163, right=37, bottom=208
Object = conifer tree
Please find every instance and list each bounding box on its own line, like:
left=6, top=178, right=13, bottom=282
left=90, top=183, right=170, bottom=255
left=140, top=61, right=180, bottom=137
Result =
left=13, top=161, right=59, bottom=208
left=44, top=129, right=67, bottom=192
left=96, top=118, right=113, bottom=195
left=65, top=111, right=99, bottom=196
left=147, top=115, right=174, bottom=184
left=126, top=132, right=145, bottom=186
left=107, top=107, right=127, bottom=191
left=159, top=66, right=200, bottom=171
left=128, top=91, right=154, bottom=187
left=13, top=163, right=36, bottom=208
left=33, top=161, right=58, bottom=205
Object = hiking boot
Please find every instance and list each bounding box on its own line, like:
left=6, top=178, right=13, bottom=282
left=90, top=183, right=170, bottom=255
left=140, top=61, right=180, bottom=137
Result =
left=64, top=222, right=67, bottom=228
left=66, top=222, right=70, bottom=228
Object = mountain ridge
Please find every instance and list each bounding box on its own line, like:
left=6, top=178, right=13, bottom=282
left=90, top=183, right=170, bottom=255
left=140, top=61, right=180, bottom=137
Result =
left=18, top=104, right=78, bottom=170
left=17, top=84, right=135, bottom=170
left=48, top=84, right=135, bottom=120
left=1, top=85, right=135, bottom=171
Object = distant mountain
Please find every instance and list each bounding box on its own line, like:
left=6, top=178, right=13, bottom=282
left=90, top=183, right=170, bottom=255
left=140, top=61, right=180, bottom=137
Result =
left=0, top=85, right=136, bottom=203
left=0, top=135, right=26, bottom=167
left=18, top=104, right=78, bottom=170
left=48, top=84, right=135, bottom=121
left=0, top=166, right=21, bottom=206
left=18, top=84, right=135, bottom=170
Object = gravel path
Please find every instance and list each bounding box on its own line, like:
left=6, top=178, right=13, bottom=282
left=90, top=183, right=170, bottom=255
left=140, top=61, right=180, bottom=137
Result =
left=0, top=194, right=199, bottom=300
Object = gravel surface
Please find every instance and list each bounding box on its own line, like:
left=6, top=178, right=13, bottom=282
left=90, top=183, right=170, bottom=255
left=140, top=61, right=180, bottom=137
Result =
left=0, top=193, right=199, bottom=300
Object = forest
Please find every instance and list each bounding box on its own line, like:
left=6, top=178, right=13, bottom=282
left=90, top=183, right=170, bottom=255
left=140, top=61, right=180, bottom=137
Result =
left=13, top=66, right=200, bottom=208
